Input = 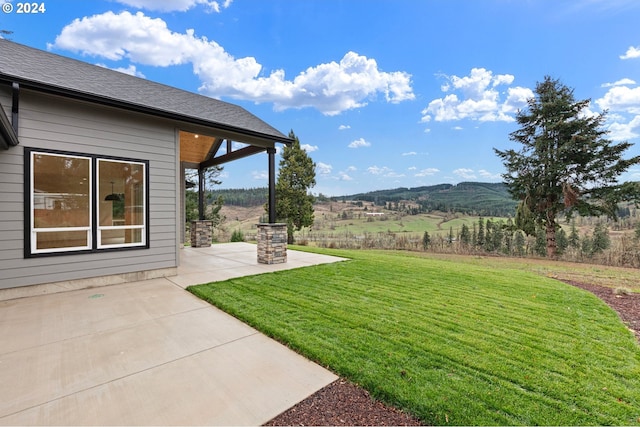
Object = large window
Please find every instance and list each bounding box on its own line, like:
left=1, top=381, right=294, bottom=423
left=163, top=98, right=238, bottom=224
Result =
left=26, top=149, right=149, bottom=256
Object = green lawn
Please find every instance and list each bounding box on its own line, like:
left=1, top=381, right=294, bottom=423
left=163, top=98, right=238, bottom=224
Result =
left=189, top=248, right=640, bottom=425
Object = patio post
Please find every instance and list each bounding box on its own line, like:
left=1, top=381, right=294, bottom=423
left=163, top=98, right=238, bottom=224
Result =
left=267, top=147, right=276, bottom=223
left=198, top=167, right=205, bottom=220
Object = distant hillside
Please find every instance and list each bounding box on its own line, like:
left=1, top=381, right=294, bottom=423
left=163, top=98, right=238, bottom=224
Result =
left=341, top=182, right=517, bottom=216
left=209, top=187, right=269, bottom=208
left=211, top=182, right=518, bottom=216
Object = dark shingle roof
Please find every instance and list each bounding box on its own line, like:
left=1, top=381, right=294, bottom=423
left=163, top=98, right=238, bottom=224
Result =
left=0, top=39, right=291, bottom=145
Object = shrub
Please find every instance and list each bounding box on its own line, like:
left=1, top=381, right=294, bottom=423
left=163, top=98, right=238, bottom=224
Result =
left=230, top=229, right=245, bottom=242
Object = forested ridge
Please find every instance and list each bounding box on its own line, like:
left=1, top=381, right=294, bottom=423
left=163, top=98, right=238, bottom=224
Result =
left=209, top=182, right=517, bottom=216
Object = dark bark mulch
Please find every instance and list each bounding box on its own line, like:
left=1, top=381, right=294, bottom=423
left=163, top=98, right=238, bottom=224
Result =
left=562, top=280, right=640, bottom=341
left=265, top=281, right=639, bottom=426
left=264, top=379, right=422, bottom=426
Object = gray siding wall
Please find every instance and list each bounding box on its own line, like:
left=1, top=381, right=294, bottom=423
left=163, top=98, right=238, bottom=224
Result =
left=0, top=89, right=179, bottom=289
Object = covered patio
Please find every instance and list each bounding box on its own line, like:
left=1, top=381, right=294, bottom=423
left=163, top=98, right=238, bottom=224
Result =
left=0, top=243, right=345, bottom=425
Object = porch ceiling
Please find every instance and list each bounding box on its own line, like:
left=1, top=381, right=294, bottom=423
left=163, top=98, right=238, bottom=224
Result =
left=180, top=131, right=219, bottom=164
left=179, top=130, right=270, bottom=168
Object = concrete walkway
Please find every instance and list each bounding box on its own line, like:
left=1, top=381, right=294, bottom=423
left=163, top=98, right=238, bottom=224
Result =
left=0, top=243, right=344, bottom=426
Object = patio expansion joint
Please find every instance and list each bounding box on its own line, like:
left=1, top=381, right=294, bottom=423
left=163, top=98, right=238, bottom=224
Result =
left=0, top=328, right=261, bottom=420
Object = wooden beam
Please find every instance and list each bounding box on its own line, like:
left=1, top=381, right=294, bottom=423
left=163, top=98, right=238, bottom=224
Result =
left=205, top=137, right=224, bottom=162
left=200, top=145, right=266, bottom=169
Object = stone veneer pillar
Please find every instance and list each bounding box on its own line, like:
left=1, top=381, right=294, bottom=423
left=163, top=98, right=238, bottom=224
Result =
left=190, top=220, right=212, bottom=248
left=257, top=223, right=287, bottom=264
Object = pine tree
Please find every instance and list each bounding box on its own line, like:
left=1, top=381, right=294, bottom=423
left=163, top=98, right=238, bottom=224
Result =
left=275, top=130, right=317, bottom=244
left=591, top=222, right=610, bottom=255
left=568, top=220, right=581, bottom=248
left=495, top=76, right=640, bottom=258
left=477, top=217, right=485, bottom=247
left=460, top=223, right=471, bottom=247
left=422, top=231, right=431, bottom=250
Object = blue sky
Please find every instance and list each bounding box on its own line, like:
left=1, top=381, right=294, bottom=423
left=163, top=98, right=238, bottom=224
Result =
left=2, top=0, right=640, bottom=196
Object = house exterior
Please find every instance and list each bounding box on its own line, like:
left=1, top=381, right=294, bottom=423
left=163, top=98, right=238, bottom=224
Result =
left=0, top=39, right=291, bottom=291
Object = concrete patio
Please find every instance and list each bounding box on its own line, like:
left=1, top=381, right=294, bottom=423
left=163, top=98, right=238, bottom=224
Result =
left=0, top=243, right=345, bottom=425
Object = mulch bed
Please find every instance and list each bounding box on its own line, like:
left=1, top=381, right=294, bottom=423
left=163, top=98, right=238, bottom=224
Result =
left=561, top=280, right=640, bottom=341
left=265, top=281, right=640, bottom=426
left=264, top=378, right=422, bottom=426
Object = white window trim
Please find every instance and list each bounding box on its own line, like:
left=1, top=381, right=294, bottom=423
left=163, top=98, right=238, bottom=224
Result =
left=30, top=151, right=93, bottom=255
left=96, top=158, right=147, bottom=249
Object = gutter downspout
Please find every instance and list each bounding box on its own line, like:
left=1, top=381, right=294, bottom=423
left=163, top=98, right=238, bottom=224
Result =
left=11, top=82, right=19, bottom=136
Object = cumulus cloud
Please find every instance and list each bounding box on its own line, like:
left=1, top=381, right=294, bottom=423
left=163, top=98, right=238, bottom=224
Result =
left=595, top=80, right=640, bottom=141
left=252, top=170, right=268, bottom=180
left=453, top=168, right=476, bottom=179
left=602, top=78, right=637, bottom=88
left=316, top=162, right=333, bottom=175
left=478, top=169, right=501, bottom=180
left=596, top=85, right=640, bottom=114
left=346, top=166, right=357, bottom=172
left=620, top=46, right=640, bottom=60
left=402, top=151, right=417, bottom=156
left=414, top=168, right=439, bottom=177
left=367, top=166, right=392, bottom=175
left=421, top=68, right=533, bottom=123
left=607, top=115, right=640, bottom=141
left=301, top=144, right=319, bottom=152
left=114, top=0, right=232, bottom=12
left=348, top=138, right=371, bottom=148
left=337, top=172, right=353, bottom=181
left=49, top=11, right=414, bottom=116
left=338, top=124, right=351, bottom=130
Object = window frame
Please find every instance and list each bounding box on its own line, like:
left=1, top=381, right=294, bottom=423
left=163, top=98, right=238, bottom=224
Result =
left=24, top=147, right=150, bottom=258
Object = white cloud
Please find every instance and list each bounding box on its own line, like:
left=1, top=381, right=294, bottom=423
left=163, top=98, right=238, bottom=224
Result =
left=346, top=166, right=357, bottom=172
left=301, top=144, right=319, bottom=152
left=348, top=138, right=371, bottom=148
left=316, top=162, right=333, bottom=175
left=113, top=0, right=232, bottom=12
left=49, top=11, right=414, bottom=116
left=602, top=78, right=637, bottom=87
left=232, top=141, right=248, bottom=150
left=96, top=63, right=145, bottom=78
left=338, top=172, right=353, bottom=181
left=408, top=166, right=417, bottom=171
left=252, top=170, right=268, bottom=180
left=338, top=124, right=351, bottom=130
left=421, top=68, right=532, bottom=123
left=453, top=126, right=463, bottom=131
left=402, top=151, right=417, bottom=156
left=478, top=169, right=501, bottom=180
left=607, top=115, right=640, bottom=141
left=367, top=166, right=391, bottom=175
left=415, top=168, right=439, bottom=177
left=596, top=85, right=640, bottom=114
left=453, top=168, right=477, bottom=179
left=620, top=46, right=640, bottom=60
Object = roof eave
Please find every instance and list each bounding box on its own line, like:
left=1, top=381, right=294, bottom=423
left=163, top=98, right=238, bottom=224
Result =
left=0, top=76, right=295, bottom=146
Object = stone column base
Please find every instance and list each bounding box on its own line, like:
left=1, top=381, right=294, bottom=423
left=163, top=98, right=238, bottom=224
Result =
left=257, top=223, right=287, bottom=264
left=191, top=220, right=212, bottom=247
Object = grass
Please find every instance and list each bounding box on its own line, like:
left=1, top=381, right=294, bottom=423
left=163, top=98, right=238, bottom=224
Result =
left=189, top=248, right=640, bottom=425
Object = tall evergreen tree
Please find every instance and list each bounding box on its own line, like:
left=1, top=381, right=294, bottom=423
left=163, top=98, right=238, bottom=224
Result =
left=495, top=76, right=640, bottom=258
left=568, top=220, right=581, bottom=248
left=591, top=222, right=610, bottom=255
left=460, top=223, right=471, bottom=247
left=477, top=217, right=485, bottom=247
left=274, top=130, right=317, bottom=244
left=422, top=231, right=431, bottom=250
